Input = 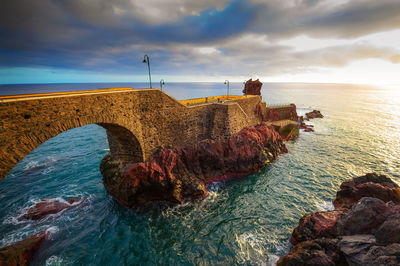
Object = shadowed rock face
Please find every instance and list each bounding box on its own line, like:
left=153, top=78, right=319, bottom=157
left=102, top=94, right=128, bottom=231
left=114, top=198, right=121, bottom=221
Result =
left=101, top=122, right=287, bottom=207
left=0, top=232, right=46, bottom=266
left=278, top=173, right=400, bottom=266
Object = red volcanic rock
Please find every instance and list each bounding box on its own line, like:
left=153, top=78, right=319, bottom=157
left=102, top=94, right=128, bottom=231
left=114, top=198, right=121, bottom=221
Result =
left=0, top=232, right=46, bottom=266
left=265, top=109, right=281, bottom=121
left=254, top=103, right=266, bottom=121
left=299, top=115, right=316, bottom=132
left=288, top=104, right=298, bottom=121
left=243, top=79, right=262, bottom=95
left=101, top=123, right=287, bottom=207
left=279, top=174, right=400, bottom=266
left=292, top=210, right=345, bottom=244
left=375, top=207, right=400, bottom=245
left=305, top=110, right=323, bottom=120
left=333, top=173, right=400, bottom=209
left=277, top=238, right=345, bottom=266
left=19, top=198, right=80, bottom=220
left=336, top=197, right=390, bottom=236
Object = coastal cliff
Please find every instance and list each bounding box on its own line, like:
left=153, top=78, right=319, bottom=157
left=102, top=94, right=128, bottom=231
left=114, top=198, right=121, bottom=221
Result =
left=278, top=173, right=400, bottom=266
left=101, top=122, right=287, bottom=207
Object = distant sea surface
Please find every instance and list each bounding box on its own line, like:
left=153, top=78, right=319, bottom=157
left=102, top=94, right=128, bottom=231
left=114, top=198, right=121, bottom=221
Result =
left=0, top=82, right=399, bottom=265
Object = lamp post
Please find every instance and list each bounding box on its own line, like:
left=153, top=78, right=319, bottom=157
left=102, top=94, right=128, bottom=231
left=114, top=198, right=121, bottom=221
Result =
left=224, top=80, right=230, bottom=97
left=142, top=54, right=152, bottom=88
left=160, top=79, right=165, bottom=91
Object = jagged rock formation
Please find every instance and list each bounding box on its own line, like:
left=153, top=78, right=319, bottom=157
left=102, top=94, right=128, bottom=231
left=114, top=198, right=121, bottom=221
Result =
left=101, top=123, right=287, bottom=207
left=278, top=173, right=400, bottom=266
left=299, top=109, right=323, bottom=132
left=305, top=110, right=324, bottom=120
left=243, top=79, right=262, bottom=95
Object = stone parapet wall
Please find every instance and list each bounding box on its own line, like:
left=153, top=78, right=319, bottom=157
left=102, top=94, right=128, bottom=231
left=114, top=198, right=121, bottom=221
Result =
left=265, top=104, right=297, bottom=121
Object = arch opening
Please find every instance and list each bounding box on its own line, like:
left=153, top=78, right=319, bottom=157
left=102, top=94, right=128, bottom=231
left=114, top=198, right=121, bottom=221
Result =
left=98, top=123, right=144, bottom=164
left=0, top=123, right=143, bottom=181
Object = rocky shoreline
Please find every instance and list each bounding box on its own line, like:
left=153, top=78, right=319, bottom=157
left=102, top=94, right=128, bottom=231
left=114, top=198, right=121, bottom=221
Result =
left=0, top=232, right=46, bottom=265
left=277, top=173, right=400, bottom=266
left=101, top=122, right=288, bottom=207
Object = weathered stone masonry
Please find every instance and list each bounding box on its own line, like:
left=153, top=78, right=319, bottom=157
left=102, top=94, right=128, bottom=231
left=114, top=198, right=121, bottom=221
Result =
left=0, top=89, right=264, bottom=180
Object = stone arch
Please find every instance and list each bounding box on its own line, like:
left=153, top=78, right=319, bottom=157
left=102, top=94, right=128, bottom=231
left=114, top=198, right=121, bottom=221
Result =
left=0, top=122, right=143, bottom=181
left=98, top=123, right=144, bottom=164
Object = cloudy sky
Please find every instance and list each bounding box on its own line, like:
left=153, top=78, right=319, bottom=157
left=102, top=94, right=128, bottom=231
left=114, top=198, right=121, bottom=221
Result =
left=1, top=0, right=399, bottom=84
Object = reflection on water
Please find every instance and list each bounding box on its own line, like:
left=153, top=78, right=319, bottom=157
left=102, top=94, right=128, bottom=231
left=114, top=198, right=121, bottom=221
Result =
left=0, top=83, right=399, bottom=265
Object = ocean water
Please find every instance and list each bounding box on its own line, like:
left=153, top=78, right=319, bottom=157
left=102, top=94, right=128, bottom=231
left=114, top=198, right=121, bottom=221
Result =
left=0, top=82, right=399, bottom=265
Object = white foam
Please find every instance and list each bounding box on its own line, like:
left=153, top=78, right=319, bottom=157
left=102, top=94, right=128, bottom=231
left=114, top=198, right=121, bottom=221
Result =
left=45, top=255, right=64, bottom=266
left=315, top=200, right=334, bottom=211
left=206, top=182, right=222, bottom=192
left=265, top=254, right=280, bottom=266
left=23, top=160, right=39, bottom=171
left=45, top=226, right=59, bottom=239
left=0, top=225, right=34, bottom=247
left=42, top=166, right=56, bottom=174
left=3, top=214, right=23, bottom=225
left=235, top=232, right=266, bottom=264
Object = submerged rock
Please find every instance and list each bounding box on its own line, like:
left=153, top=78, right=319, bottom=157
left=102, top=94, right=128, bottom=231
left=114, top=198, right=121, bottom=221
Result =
left=243, top=78, right=262, bottom=95
left=0, top=232, right=46, bottom=266
left=278, top=173, right=400, bottom=266
left=19, top=198, right=80, bottom=220
left=101, top=122, right=287, bottom=207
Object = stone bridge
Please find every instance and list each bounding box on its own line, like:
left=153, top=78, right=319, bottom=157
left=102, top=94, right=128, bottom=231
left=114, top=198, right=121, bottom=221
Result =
left=0, top=88, right=265, bottom=180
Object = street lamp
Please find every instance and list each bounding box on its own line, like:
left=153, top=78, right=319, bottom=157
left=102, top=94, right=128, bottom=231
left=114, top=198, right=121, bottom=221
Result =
left=160, top=79, right=165, bottom=91
left=224, top=80, right=230, bottom=96
left=142, top=54, right=152, bottom=88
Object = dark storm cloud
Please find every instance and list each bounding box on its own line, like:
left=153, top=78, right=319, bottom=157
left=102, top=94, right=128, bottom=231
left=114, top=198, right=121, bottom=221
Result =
left=0, top=0, right=399, bottom=76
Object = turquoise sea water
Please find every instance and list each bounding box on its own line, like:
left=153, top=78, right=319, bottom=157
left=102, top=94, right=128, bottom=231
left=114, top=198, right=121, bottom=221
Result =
left=0, top=83, right=399, bottom=265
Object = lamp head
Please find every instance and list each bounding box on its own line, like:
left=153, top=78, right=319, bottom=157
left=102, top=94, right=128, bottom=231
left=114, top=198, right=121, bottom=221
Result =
left=143, top=59, right=147, bottom=63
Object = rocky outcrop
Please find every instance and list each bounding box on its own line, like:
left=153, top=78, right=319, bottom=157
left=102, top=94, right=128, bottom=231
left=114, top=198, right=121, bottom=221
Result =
left=278, top=173, right=400, bottom=266
left=19, top=198, right=81, bottom=220
left=101, top=122, right=287, bottom=207
left=266, top=109, right=281, bottom=121
left=277, top=238, right=347, bottom=266
left=298, top=109, right=323, bottom=132
left=333, top=173, right=400, bottom=209
left=0, top=232, right=46, bottom=266
left=305, top=110, right=324, bottom=120
left=243, top=79, right=262, bottom=95
left=299, top=116, right=314, bottom=132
